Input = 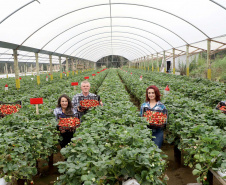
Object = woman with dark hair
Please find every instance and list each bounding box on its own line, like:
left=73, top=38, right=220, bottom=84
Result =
left=140, top=85, right=166, bottom=148
left=54, top=94, right=77, bottom=148
left=54, top=94, right=75, bottom=118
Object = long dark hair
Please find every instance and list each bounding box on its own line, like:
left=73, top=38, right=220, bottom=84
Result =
left=57, top=94, right=73, bottom=115
left=145, top=85, right=161, bottom=102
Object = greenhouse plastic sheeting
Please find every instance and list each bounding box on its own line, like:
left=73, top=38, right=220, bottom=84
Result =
left=0, top=0, right=226, bottom=62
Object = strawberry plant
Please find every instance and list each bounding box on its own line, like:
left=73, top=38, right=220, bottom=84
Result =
left=118, top=68, right=226, bottom=184
left=0, top=69, right=108, bottom=182
left=54, top=69, right=167, bottom=185
left=126, top=69, right=226, bottom=108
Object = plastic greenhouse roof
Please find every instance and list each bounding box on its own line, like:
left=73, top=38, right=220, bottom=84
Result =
left=0, top=0, right=226, bottom=63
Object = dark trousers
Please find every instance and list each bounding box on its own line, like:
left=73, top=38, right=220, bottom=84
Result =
left=59, top=131, right=74, bottom=148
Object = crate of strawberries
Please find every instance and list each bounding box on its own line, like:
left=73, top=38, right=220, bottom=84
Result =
left=0, top=100, right=22, bottom=118
left=57, top=113, right=81, bottom=132
left=216, top=101, right=226, bottom=114
left=142, top=107, right=168, bottom=128
left=78, top=95, right=100, bottom=110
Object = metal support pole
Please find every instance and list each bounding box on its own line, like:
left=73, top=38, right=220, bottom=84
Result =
left=35, top=53, right=40, bottom=85
left=13, top=49, right=20, bottom=89
left=207, top=39, right=211, bottom=80
left=173, top=48, right=175, bottom=74
left=186, top=45, right=189, bottom=77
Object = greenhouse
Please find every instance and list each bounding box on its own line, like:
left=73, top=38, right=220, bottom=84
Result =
left=0, top=0, right=226, bottom=185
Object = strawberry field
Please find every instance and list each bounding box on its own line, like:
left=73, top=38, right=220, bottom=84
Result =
left=0, top=68, right=225, bottom=185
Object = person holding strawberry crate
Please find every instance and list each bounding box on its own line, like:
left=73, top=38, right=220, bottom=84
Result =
left=54, top=94, right=78, bottom=148
left=140, top=85, right=167, bottom=148
left=72, top=80, right=103, bottom=118
left=216, top=90, right=226, bottom=114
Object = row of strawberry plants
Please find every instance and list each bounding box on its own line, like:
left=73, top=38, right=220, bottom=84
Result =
left=128, top=69, right=226, bottom=108
left=0, top=70, right=96, bottom=101
left=119, top=70, right=225, bottom=130
left=0, top=69, right=108, bottom=183
left=54, top=69, right=168, bottom=185
left=118, top=69, right=226, bottom=184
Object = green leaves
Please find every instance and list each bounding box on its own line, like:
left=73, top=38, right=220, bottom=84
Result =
left=192, top=169, right=201, bottom=176
left=0, top=69, right=107, bottom=182
left=119, top=68, right=226, bottom=183
left=210, top=150, right=220, bottom=157
left=55, top=69, right=167, bottom=185
left=195, top=163, right=202, bottom=171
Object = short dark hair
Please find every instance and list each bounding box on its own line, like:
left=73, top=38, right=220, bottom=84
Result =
left=145, top=85, right=161, bottom=102
left=57, top=94, right=73, bottom=115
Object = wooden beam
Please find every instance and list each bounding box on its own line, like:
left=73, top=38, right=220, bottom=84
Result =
left=209, top=169, right=226, bottom=185
left=210, top=39, right=226, bottom=45
left=210, top=47, right=226, bottom=55
left=175, top=48, right=186, bottom=53
left=210, top=44, right=225, bottom=54
left=189, top=48, right=201, bottom=55
left=189, top=45, right=206, bottom=51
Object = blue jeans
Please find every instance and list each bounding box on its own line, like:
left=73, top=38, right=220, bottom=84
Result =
left=152, top=128, right=164, bottom=148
